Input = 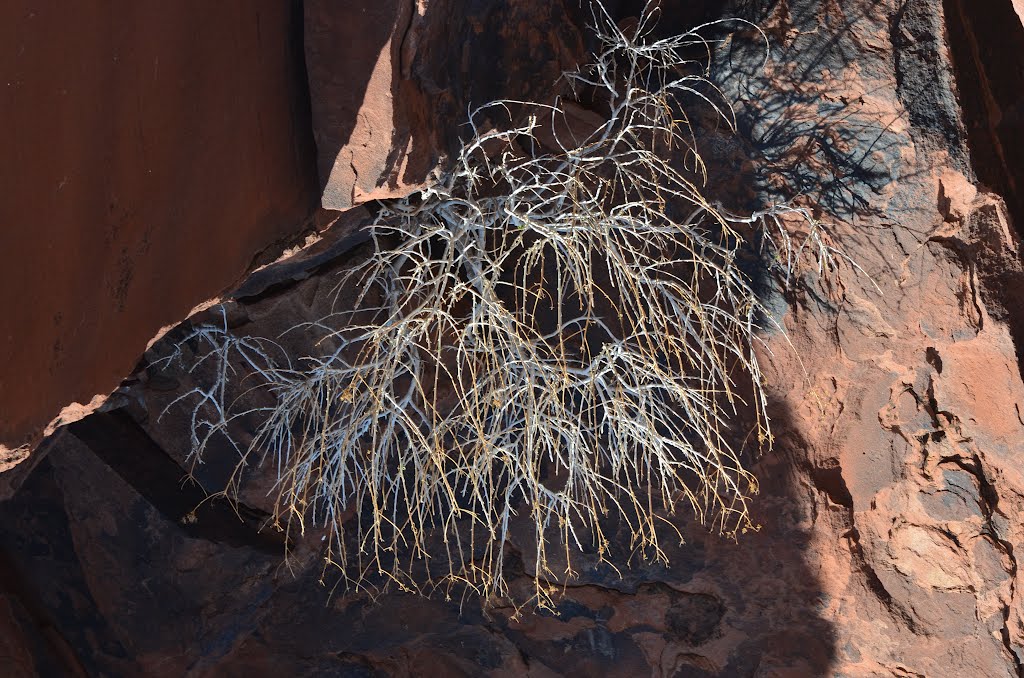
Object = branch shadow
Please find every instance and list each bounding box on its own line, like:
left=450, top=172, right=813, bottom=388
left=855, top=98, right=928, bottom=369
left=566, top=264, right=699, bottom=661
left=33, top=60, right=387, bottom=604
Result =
left=0, top=1, right=943, bottom=676
left=704, top=0, right=951, bottom=290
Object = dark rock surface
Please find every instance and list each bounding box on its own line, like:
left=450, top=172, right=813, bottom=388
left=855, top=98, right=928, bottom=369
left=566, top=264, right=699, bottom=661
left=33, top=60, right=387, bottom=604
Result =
left=0, top=1, right=321, bottom=456
left=3, top=1, right=1024, bottom=676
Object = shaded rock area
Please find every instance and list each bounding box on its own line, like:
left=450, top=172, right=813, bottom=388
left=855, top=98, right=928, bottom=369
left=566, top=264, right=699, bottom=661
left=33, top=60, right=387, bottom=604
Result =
left=3, top=0, right=1024, bottom=676
left=304, top=0, right=591, bottom=209
left=0, top=1, right=321, bottom=456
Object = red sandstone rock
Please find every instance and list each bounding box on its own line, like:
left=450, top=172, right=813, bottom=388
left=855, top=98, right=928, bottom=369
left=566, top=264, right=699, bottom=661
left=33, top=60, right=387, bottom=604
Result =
left=304, top=0, right=588, bottom=209
left=303, top=0, right=418, bottom=210
left=0, top=1, right=320, bottom=457
left=3, top=1, right=1024, bottom=676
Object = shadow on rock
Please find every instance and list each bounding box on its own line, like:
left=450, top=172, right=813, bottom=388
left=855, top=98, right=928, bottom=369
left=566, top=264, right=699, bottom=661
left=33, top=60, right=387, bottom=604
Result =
left=0, top=389, right=838, bottom=676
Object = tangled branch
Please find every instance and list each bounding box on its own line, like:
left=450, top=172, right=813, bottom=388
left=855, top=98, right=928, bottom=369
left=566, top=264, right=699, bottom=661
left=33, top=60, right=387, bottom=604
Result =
left=161, top=2, right=846, bottom=609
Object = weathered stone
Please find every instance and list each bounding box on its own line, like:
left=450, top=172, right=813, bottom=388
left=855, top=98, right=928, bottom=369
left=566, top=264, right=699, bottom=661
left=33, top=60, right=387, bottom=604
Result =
left=304, top=0, right=590, bottom=210
left=0, top=1, right=320, bottom=457
left=4, top=0, right=1024, bottom=676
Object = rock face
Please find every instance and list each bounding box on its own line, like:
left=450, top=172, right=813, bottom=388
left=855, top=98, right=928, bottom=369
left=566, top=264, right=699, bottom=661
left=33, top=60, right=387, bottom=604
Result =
left=0, top=1, right=320, bottom=456
left=304, top=0, right=589, bottom=209
left=3, top=0, right=1024, bottom=676
left=0, top=0, right=594, bottom=463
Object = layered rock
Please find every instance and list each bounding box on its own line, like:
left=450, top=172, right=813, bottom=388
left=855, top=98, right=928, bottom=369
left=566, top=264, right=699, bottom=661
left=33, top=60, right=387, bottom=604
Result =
left=2, top=0, right=1024, bottom=676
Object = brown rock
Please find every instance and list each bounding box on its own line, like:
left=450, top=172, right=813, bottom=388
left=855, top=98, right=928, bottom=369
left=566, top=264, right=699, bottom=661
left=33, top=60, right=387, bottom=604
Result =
left=0, top=2, right=320, bottom=456
left=303, top=0, right=419, bottom=210
left=0, top=596, right=37, bottom=678
left=4, top=1, right=1024, bottom=676
left=304, top=0, right=590, bottom=209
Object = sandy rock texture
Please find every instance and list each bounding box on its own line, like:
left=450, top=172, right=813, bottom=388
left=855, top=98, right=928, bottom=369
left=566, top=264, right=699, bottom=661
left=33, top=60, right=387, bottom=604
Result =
left=304, top=0, right=588, bottom=209
left=0, top=1, right=321, bottom=458
left=0, top=0, right=593, bottom=469
left=2, top=0, right=1024, bottom=676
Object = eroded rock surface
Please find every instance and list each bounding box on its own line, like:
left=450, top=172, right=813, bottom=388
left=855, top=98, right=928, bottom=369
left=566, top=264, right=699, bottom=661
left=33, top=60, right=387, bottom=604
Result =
left=3, top=1, right=1024, bottom=676
left=304, top=0, right=590, bottom=209
left=0, top=1, right=321, bottom=457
